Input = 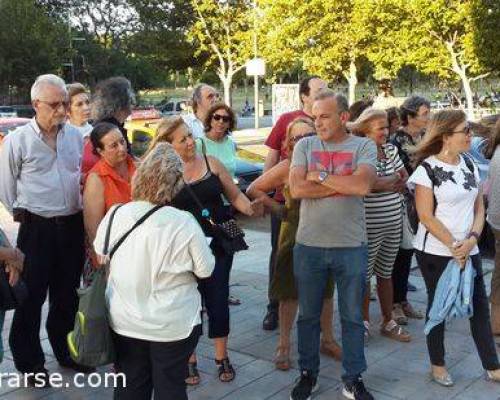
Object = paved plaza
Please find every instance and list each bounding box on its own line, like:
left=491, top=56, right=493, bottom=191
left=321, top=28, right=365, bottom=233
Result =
left=0, top=208, right=499, bottom=400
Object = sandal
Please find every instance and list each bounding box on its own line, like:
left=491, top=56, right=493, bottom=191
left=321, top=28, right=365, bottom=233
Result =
left=185, top=362, right=200, bottom=386
left=380, top=320, right=411, bottom=342
left=228, top=295, right=241, bottom=306
left=402, top=302, right=424, bottom=319
left=274, top=346, right=291, bottom=370
left=392, top=303, right=408, bottom=326
left=215, top=358, right=235, bottom=382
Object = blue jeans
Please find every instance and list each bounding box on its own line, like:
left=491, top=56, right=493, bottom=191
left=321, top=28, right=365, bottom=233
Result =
left=293, top=243, right=368, bottom=384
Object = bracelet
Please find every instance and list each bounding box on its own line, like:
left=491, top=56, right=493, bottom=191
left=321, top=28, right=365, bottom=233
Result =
left=466, top=231, right=480, bottom=242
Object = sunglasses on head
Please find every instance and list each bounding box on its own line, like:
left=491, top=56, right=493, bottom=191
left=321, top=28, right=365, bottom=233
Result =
left=292, top=132, right=316, bottom=142
left=212, top=114, right=231, bottom=123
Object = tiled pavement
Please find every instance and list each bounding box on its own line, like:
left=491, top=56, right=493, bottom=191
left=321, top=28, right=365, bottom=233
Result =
left=0, top=210, right=499, bottom=399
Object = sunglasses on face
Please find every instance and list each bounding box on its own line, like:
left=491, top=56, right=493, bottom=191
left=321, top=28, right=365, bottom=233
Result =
left=212, top=114, right=231, bottom=123
left=292, top=132, right=316, bottom=142
left=451, top=122, right=473, bottom=136
left=38, top=99, right=69, bottom=110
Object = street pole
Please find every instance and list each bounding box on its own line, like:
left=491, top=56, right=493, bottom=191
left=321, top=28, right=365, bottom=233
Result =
left=253, top=0, right=259, bottom=130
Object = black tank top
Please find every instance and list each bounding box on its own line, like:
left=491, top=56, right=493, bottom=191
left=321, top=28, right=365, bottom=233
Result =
left=172, top=154, right=228, bottom=237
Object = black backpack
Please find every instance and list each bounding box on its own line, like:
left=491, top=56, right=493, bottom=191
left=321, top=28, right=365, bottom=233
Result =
left=405, top=154, right=475, bottom=236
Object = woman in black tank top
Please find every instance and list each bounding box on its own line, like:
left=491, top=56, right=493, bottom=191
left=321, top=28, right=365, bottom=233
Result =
left=146, top=117, right=263, bottom=385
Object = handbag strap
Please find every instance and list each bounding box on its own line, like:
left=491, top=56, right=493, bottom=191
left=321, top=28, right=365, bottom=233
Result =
left=183, top=183, right=215, bottom=225
left=105, top=204, right=163, bottom=260
left=103, top=204, right=124, bottom=255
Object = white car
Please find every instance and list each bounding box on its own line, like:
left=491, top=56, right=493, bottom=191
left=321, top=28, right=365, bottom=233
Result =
left=0, top=106, right=17, bottom=118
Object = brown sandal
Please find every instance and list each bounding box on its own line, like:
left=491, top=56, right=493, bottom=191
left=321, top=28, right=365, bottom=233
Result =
left=274, top=346, right=291, bottom=370
left=185, top=362, right=200, bottom=385
left=215, top=358, right=235, bottom=382
left=380, top=320, right=411, bottom=342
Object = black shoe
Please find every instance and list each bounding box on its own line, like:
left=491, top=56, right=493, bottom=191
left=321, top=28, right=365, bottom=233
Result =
left=59, top=358, right=96, bottom=374
left=342, top=377, right=374, bottom=400
left=407, top=282, right=417, bottom=292
left=263, top=310, right=278, bottom=331
left=25, top=369, right=52, bottom=388
left=290, top=371, right=318, bottom=400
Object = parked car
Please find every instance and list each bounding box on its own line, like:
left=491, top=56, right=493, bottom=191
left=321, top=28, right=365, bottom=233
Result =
left=12, top=105, right=35, bottom=118
left=157, top=98, right=189, bottom=116
left=125, top=118, right=263, bottom=192
left=0, top=117, right=30, bottom=145
left=0, top=106, right=17, bottom=118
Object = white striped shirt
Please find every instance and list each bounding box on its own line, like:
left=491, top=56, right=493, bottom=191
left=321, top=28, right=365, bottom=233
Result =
left=364, top=143, right=404, bottom=228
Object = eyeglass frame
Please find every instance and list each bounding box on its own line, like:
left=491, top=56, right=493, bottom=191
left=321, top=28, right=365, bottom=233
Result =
left=37, top=99, right=69, bottom=110
left=450, top=122, right=473, bottom=136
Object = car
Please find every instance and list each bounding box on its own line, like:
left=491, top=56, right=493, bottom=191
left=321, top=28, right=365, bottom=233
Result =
left=124, top=118, right=263, bottom=192
left=0, top=117, right=30, bottom=144
left=11, top=105, right=35, bottom=118
left=157, top=98, right=190, bottom=116
left=0, top=106, right=17, bottom=118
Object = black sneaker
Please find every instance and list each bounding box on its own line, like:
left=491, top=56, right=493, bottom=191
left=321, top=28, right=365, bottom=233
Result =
left=290, top=371, right=319, bottom=400
left=342, top=377, right=374, bottom=400
left=25, top=369, right=52, bottom=388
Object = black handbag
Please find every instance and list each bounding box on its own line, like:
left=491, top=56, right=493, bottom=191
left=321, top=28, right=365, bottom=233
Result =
left=184, top=185, right=248, bottom=254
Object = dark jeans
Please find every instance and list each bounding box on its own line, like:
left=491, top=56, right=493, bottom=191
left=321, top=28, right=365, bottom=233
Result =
left=113, top=325, right=201, bottom=400
left=267, top=212, right=282, bottom=313
left=294, top=243, right=368, bottom=384
left=416, top=251, right=500, bottom=370
left=392, top=248, right=413, bottom=304
left=198, top=250, right=234, bottom=338
left=9, top=212, right=84, bottom=373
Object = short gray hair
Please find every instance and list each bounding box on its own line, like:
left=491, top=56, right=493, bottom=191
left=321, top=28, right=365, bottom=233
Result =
left=132, top=143, right=184, bottom=205
left=314, top=89, right=349, bottom=113
left=91, top=77, right=134, bottom=121
left=191, top=83, right=214, bottom=113
left=31, top=74, right=67, bottom=101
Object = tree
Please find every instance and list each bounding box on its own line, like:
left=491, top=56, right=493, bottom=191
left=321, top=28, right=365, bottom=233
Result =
left=188, top=0, right=254, bottom=105
left=0, top=0, right=67, bottom=97
left=406, top=0, right=498, bottom=117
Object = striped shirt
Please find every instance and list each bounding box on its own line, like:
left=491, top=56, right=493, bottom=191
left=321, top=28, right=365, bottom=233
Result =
left=364, top=143, right=404, bottom=228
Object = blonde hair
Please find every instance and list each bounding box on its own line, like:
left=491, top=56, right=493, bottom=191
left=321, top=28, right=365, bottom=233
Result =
left=413, top=109, right=466, bottom=165
left=145, top=116, right=186, bottom=158
left=285, top=117, right=315, bottom=158
left=132, top=142, right=184, bottom=204
left=346, top=108, right=387, bottom=137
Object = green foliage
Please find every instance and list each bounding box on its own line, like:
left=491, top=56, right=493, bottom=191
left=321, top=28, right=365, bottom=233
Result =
left=0, top=0, right=67, bottom=94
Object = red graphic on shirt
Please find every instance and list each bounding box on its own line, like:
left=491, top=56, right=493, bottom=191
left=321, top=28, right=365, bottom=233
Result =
left=311, top=151, right=354, bottom=175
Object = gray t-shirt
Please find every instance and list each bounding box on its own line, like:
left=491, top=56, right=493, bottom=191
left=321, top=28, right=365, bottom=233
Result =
left=291, top=134, right=377, bottom=248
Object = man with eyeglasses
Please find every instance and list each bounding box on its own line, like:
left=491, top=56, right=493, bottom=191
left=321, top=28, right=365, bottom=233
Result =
left=182, top=83, right=220, bottom=139
left=0, top=74, right=92, bottom=387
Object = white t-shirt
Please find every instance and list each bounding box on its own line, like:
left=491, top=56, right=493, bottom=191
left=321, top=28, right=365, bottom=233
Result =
left=94, top=201, right=214, bottom=342
left=408, top=155, right=480, bottom=257
left=182, top=113, right=205, bottom=139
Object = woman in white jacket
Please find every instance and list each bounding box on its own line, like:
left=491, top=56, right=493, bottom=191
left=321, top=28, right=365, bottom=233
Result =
left=94, top=143, right=214, bottom=400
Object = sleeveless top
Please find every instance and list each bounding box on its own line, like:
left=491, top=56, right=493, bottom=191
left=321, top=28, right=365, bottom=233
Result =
left=172, top=154, right=229, bottom=237
left=86, top=155, right=136, bottom=212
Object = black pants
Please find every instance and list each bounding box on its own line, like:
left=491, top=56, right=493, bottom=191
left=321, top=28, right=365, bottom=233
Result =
left=113, top=325, right=201, bottom=400
left=392, top=248, right=413, bottom=303
left=198, top=250, right=234, bottom=338
left=267, top=212, right=282, bottom=313
left=416, top=251, right=500, bottom=370
left=9, top=212, right=84, bottom=373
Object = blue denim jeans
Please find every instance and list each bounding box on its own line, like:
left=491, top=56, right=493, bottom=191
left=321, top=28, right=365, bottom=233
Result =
left=293, top=243, right=368, bottom=384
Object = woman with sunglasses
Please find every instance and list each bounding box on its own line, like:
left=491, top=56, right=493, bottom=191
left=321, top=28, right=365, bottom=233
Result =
left=198, top=102, right=238, bottom=177
left=348, top=108, right=410, bottom=342
left=410, top=109, right=500, bottom=386
left=246, top=118, right=341, bottom=370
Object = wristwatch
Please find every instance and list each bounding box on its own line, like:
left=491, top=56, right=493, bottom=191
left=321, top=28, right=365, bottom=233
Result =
left=318, top=171, right=329, bottom=183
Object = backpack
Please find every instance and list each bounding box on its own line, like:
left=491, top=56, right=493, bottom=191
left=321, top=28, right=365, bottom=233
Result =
left=67, top=204, right=162, bottom=367
left=406, top=154, right=475, bottom=237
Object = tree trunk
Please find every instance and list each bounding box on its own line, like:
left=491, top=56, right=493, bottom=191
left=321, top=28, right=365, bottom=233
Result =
left=343, top=58, right=358, bottom=106
left=459, top=73, right=474, bottom=119
left=221, top=75, right=232, bottom=107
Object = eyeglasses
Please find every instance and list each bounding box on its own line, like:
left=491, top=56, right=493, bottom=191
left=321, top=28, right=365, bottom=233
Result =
left=292, top=132, right=316, bottom=142
left=212, top=114, right=231, bottom=123
left=38, top=99, right=69, bottom=110
left=451, top=122, right=473, bottom=136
